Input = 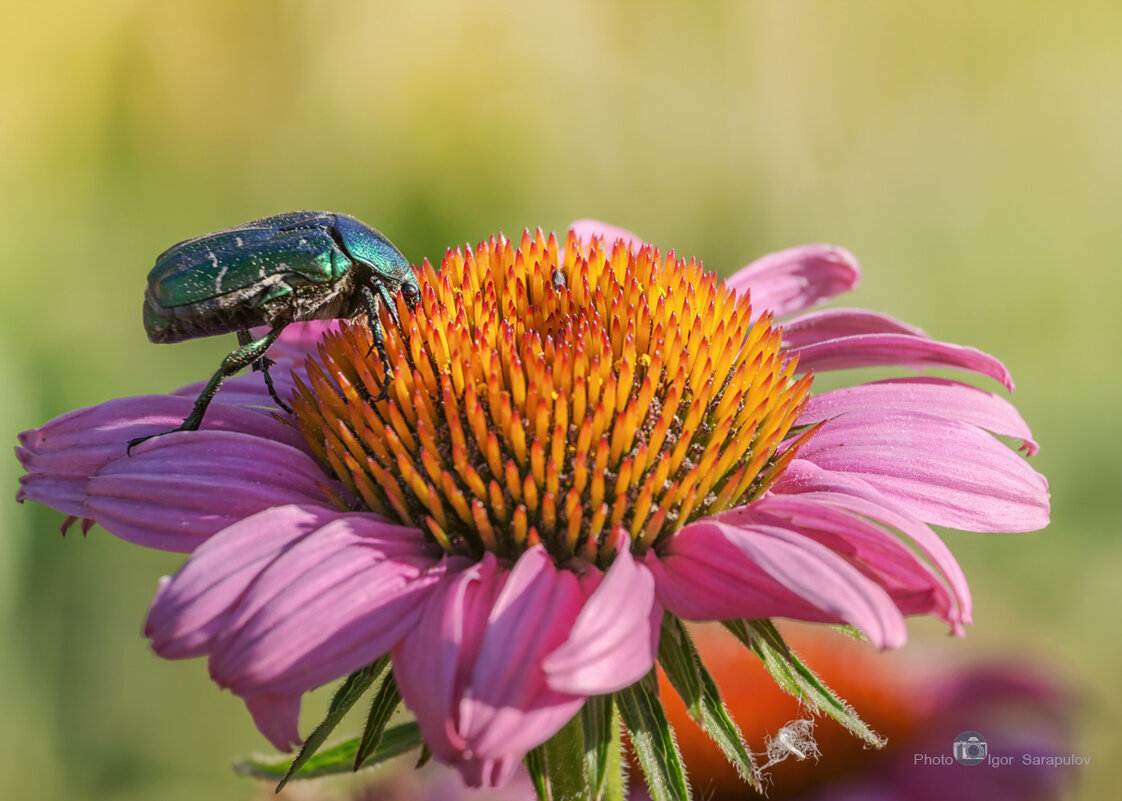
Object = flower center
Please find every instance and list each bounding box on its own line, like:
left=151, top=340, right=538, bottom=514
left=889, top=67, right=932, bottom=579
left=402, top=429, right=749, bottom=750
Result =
left=292, top=230, right=814, bottom=567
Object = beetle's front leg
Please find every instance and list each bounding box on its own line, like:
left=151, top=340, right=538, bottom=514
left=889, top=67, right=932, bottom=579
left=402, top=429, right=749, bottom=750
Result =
left=237, top=329, right=292, bottom=414
left=361, top=285, right=394, bottom=401
left=127, top=325, right=287, bottom=454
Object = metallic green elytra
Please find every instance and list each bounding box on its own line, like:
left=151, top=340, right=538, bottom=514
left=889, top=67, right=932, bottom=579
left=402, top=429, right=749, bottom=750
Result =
left=128, top=210, right=419, bottom=452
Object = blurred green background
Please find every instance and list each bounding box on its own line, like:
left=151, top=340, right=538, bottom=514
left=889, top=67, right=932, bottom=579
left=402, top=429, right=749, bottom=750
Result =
left=2, top=1, right=1118, bottom=799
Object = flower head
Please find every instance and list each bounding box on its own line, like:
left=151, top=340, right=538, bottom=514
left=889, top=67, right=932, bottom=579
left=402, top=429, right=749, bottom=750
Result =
left=293, top=229, right=811, bottom=565
left=15, top=221, right=1048, bottom=791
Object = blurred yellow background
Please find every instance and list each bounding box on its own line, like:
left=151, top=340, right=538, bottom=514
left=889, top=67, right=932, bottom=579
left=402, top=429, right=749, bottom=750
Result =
left=2, top=2, right=1117, bottom=799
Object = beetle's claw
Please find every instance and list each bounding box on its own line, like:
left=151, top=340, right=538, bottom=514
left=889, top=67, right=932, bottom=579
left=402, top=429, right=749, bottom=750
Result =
left=251, top=354, right=277, bottom=374
left=126, top=434, right=154, bottom=455
left=126, top=428, right=179, bottom=455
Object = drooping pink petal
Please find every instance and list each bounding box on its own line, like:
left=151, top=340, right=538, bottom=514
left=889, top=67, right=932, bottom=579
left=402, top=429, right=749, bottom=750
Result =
left=779, top=307, right=928, bottom=349
left=393, top=548, right=590, bottom=788
left=543, top=535, right=660, bottom=695
left=201, top=513, right=440, bottom=697
left=146, top=503, right=443, bottom=747
left=15, top=394, right=309, bottom=535
left=244, top=693, right=303, bottom=752
left=144, top=504, right=431, bottom=657
left=569, top=219, right=645, bottom=252
left=649, top=519, right=907, bottom=649
left=797, top=409, right=1049, bottom=532
left=800, top=377, right=1039, bottom=455
left=83, top=432, right=337, bottom=552
left=772, top=459, right=972, bottom=628
left=789, top=332, right=1015, bottom=391
left=392, top=556, right=503, bottom=773
left=735, top=495, right=965, bottom=632
left=146, top=507, right=325, bottom=658
left=724, top=244, right=861, bottom=318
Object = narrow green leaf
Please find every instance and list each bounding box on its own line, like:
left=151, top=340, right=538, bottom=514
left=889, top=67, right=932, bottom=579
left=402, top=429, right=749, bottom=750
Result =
left=829, top=623, right=867, bottom=642
left=540, top=713, right=593, bottom=801
left=657, top=616, right=760, bottom=788
left=581, top=695, right=620, bottom=799
left=616, top=673, right=691, bottom=801
left=353, top=668, right=403, bottom=769
left=723, top=619, right=885, bottom=748
left=233, top=722, right=423, bottom=782
left=414, top=743, right=432, bottom=769
left=524, top=746, right=551, bottom=801
left=656, top=616, right=702, bottom=718
left=276, top=655, right=390, bottom=790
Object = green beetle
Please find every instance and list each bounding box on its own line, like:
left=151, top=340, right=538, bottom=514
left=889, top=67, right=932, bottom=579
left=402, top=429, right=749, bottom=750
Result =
left=129, top=211, right=419, bottom=452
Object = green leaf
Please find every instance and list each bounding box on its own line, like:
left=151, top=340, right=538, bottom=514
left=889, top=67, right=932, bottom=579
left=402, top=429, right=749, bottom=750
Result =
left=275, top=655, right=391, bottom=790
left=527, top=713, right=591, bottom=801
left=233, top=721, right=423, bottom=782
left=581, top=695, right=624, bottom=800
left=524, top=701, right=625, bottom=801
left=657, top=616, right=761, bottom=788
left=723, top=619, right=885, bottom=748
left=524, top=746, right=551, bottom=801
left=616, top=672, right=691, bottom=801
left=353, top=668, right=403, bottom=769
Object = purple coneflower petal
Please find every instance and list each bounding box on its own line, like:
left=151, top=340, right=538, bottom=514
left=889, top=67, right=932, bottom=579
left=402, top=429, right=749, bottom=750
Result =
left=202, top=512, right=440, bottom=697
left=245, top=693, right=303, bottom=752
left=790, top=332, right=1015, bottom=391
left=801, top=377, right=1040, bottom=455
left=16, top=394, right=307, bottom=534
left=147, top=503, right=444, bottom=750
left=773, top=459, right=972, bottom=629
left=724, top=244, right=861, bottom=318
left=257, top=320, right=343, bottom=365
left=146, top=506, right=334, bottom=658
left=392, top=556, right=503, bottom=772
left=648, top=519, right=907, bottom=649
left=542, top=535, right=660, bottom=695
left=736, top=495, right=963, bottom=631
left=394, top=548, right=591, bottom=788
left=83, top=432, right=334, bottom=552
left=798, top=409, right=1049, bottom=532
left=569, top=219, right=644, bottom=252
left=779, top=307, right=928, bottom=349
left=169, top=374, right=298, bottom=410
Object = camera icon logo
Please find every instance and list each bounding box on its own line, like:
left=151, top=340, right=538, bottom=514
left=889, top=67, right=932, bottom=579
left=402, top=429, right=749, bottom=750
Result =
left=952, top=731, right=988, bottom=766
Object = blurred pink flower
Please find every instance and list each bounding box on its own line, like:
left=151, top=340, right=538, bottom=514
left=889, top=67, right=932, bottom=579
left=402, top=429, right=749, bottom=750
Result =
left=16, top=222, right=1048, bottom=788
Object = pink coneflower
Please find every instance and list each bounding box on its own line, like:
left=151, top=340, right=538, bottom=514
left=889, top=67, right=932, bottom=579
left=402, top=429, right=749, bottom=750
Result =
left=16, top=221, right=1048, bottom=794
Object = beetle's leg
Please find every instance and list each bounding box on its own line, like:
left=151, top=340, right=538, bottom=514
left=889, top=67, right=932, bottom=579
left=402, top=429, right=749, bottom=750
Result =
left=237, top=329, right=292, bottom=414
left=127, top=325, right=287, bottom=454
left=361, top=285, right=393, bottom=402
